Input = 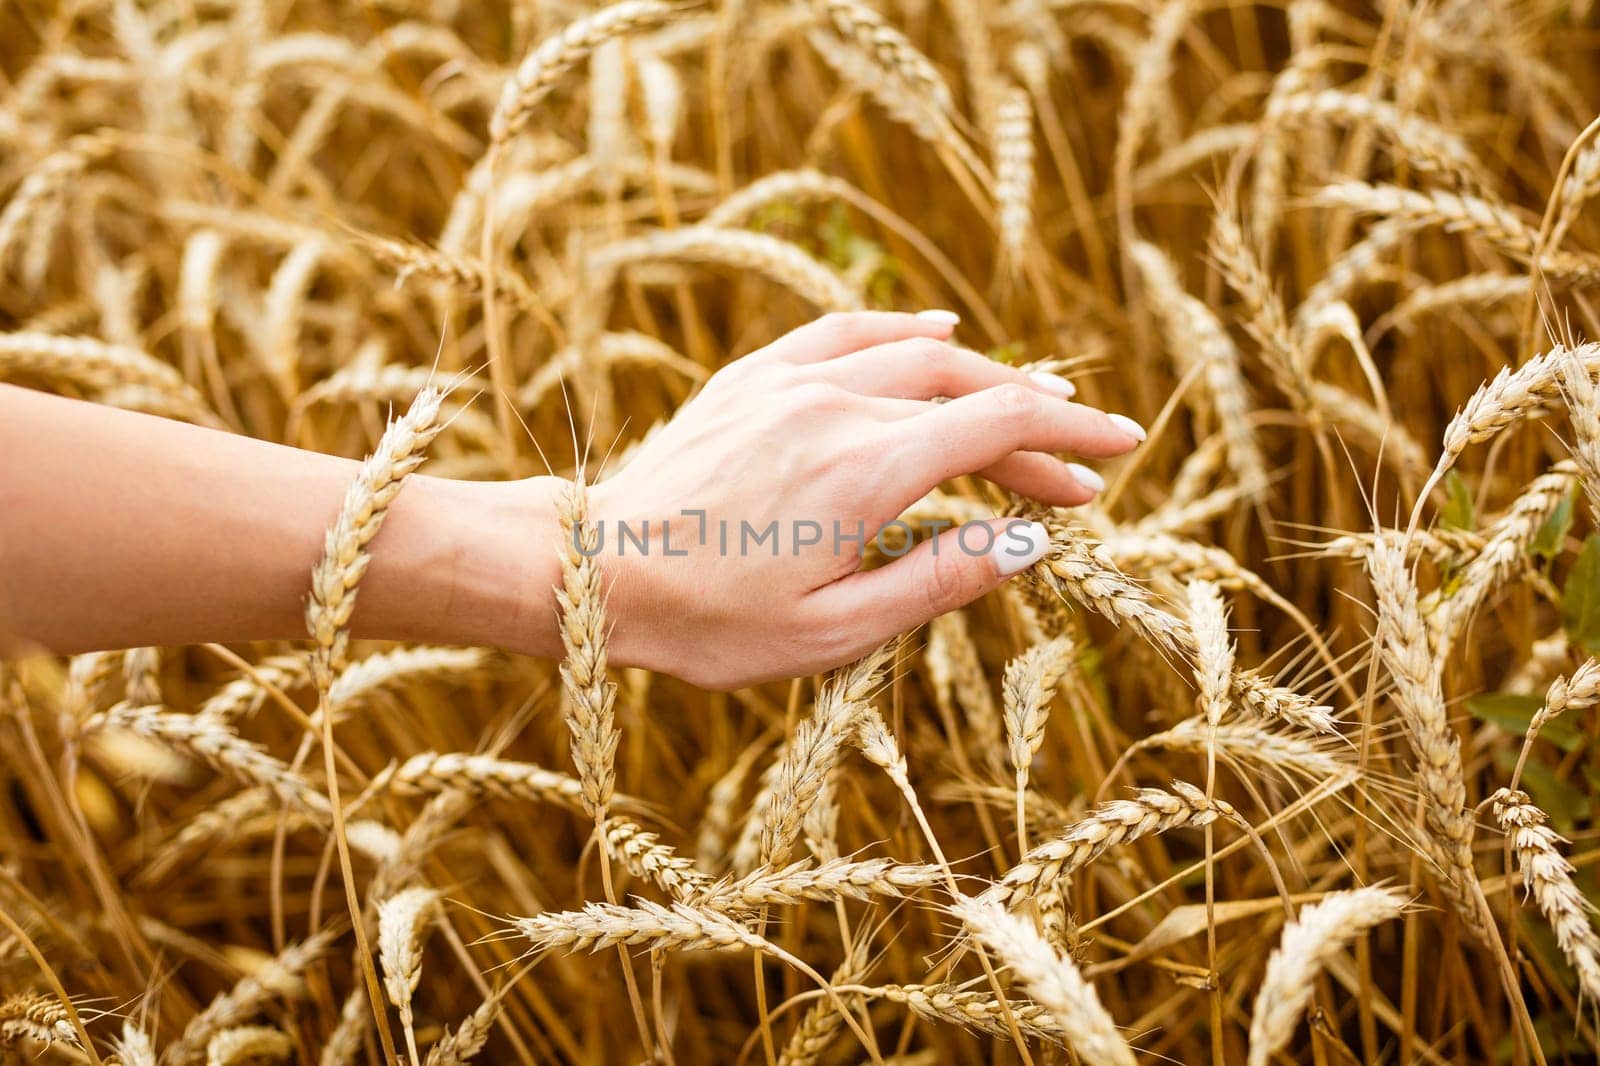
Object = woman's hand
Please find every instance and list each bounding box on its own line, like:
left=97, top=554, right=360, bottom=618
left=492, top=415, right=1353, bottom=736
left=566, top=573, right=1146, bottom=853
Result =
left=0, top=313, right=1140, bottom=688
left=587, top=311, right=1144, bottom=689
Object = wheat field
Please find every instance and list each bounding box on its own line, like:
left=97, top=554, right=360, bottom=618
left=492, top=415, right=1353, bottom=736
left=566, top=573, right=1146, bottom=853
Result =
left=5, top=0, right=1600, bottom=1062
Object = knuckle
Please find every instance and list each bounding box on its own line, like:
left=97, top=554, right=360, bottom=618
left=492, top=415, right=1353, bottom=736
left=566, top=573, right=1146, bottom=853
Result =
left=806, top=621, right=860, bottom=670
left=988, top=382, right=1038, bottom=418
left=817, top=311, right=862, bottom=343
left=789, top=380, right=848, bottom=412
left=923, top=550, right=973, bottom=616
left=918, top=342, right=960, bottom=386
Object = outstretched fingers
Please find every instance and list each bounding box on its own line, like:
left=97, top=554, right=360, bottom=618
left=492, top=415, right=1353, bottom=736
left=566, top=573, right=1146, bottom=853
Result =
left=808, top=518, right=1053, bottom=651
left=813, top=336, right=1077, bottom=401
left=896, top=386, right=1145, bottom=492
left=759, top=310, right=963, bottom=365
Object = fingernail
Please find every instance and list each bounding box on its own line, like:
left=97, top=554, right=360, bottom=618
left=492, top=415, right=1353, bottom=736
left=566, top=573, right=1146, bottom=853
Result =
left=1107, top=413, right=1146, bottom=442
left=916, top=309, right=961, bottom=325
left=1065, top=463, right=1105, bottom=493
left=1029, top=371, right=1076, bottom=398
left=991, top=519, right=1050, bottom=577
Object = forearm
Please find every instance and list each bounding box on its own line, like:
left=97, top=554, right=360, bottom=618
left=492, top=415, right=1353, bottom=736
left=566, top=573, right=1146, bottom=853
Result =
left=0, top=385, right=564, bottom=658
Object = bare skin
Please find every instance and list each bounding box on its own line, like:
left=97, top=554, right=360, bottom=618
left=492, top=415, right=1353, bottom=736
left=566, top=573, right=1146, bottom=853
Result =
left=0, top=311, right=1141, bottom=690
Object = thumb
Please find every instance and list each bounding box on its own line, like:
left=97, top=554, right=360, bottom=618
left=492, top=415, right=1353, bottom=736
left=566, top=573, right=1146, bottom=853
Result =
left=815, top=517, right=1051, bottom=644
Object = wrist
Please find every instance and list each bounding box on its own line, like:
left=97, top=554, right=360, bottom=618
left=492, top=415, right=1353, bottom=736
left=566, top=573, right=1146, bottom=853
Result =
left=356, top=473, right=568, bottom=658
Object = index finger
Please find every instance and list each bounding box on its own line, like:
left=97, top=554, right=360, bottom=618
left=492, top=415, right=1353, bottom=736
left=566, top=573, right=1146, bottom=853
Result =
left=758, top=310, right=962, bottom=365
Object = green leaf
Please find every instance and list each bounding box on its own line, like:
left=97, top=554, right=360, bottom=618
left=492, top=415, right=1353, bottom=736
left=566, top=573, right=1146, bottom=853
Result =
left=1521, top=759, right=1590, bottom=831
left=1465, top=692, right=1582, bottom=751
left=1563, top=534, right=1600, bottom=656
left=1530, top=485, right=1577, bottom=561
left=1441, top=471, right=1475, bottom=532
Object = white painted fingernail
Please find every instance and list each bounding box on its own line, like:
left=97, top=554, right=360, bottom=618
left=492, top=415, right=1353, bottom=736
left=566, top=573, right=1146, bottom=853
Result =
left=1066, top=463, right=1105, bottom=492
left=991, top=519, right=1050, bottom=576
left=1107, top=413, right=1146, bottom=442
left=1029, top=371, right=1076, bottom=398
left=916, top=309, right=961, bottom=325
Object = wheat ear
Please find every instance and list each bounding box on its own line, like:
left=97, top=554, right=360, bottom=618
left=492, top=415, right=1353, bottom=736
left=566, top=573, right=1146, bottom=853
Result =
left=1490, top=789, right=1600, bottom=1006
left=758, top=640, right=898, bottom=865
left=607, top=817, right=714, bottom=901
left=378, top=886, right=440, bottom=1066
left=0, top=994, right=77, bottom=1048
left=1003, top=637, right=1074, bottom=850
left=306, top=384, right=446, bottom=687
left=1034, top=520, right=1331, bottom=727
left=203, top=1026, right=291, bottom=1065
left=375, top=750, right=602, bottom=814
left=111, top=1022, right=157, bottom=1066
left=1129, top=239, right=1268, bottom=497
left=873, top=983, right=1061, bottom=1042
left=491, top=1, right=680, bottom=145
left=555, top=477, right=620, bottom=820
left=983, top=781, right=1236, bottom=908
left=81, top=703, right=325, bottom=816
left=953, top=896, right=1136, bottom=1066
left=1367, top=540, right=1490, bottom=943
left=1246, top=887, right=1407, bottom=1066
left=1558, top=344, right=1600, bottom=525
left=1428, top=461, right=1578, bottom=654
left=163, top=931, right=335, bottom=1066
left=424, top=996, right=500, bottom=1066
left=994, top=84, right=1035, bottom=275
